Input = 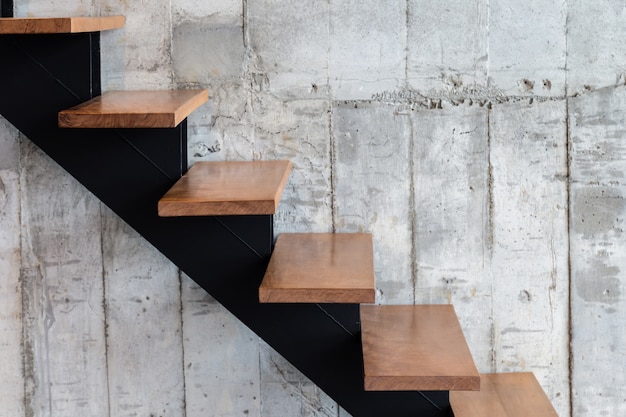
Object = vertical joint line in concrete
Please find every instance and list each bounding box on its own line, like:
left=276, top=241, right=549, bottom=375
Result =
left=325, top=7, right=340, bottom=413
left=256, top=338, right=264, bottom=414
left=166, top=0, right=173, bottom=86
left=99, top=206, right=112, bottom=417
left=404, top=0, right=410, bottom=88
left=565, top=93, right=574, bottom=417
left=17, top=135, right=28, bottom=416
left=407, top=114, right=418, bottom=304
left=242, top=0, right=257, bottom=155
left=486, top=111, right=494, bottom=254
left=486, top=108, right=496, bottom=372
left=564, top=0, right=570, bottom=90
left=326, top=0, right=336, bottom=233
left=178, top=269, right=188, bottom=417
left=485, top=0, right=491, bottom=81
left=328, top=105, right=337, bottom=233
left=242, top=0, right=249, bottom=57
left=564, top=3, right=574, bottom=414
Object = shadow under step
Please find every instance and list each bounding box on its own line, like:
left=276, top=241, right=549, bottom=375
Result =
left=361, top=304, right=480, bottom=392
left=58, top=89, right=208, bottom=128
left=259, top=233, right=376, bottom=303
left=158, top=160, right=292, bottom=216
left=0, top=16, right=125, bottom=34
left=450, top=372, right=559, bottom=417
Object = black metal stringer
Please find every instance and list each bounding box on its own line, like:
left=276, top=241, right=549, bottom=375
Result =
left=0, top=31, right=453, bottom=417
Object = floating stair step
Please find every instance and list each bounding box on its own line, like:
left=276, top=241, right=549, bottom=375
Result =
left=360, top=304, right=480, bottom=392
left=0, top=16, right=125, bottom=34
left=58, top=90, right=208, bottom=128
left=158, top=160, right=291, bottom=216
left=259, top=233, right=376, bottom=303
left=451, top=373, right=558, bottom=417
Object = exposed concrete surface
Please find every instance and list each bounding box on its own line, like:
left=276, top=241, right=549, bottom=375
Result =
left=0, top=118, right=23, bottom=417
left=2, top=1, right=626, bottom=416
left=570, top=86, right=626, bottom=417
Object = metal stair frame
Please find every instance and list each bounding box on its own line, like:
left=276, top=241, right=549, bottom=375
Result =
left=0, top=22, right=453, bottom=417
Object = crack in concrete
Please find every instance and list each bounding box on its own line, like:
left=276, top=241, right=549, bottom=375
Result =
left=372, top=85, right=562, bottom=109
left=369, top=82, right=626, bottom=113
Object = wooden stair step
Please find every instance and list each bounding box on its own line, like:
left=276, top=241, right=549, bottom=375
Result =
left=451, top=373, right=558, bottom=417
left=158, top=160, right=291, bottom=216
left=360, top=304, right=480, bottom=392
left=58, top=90, right=208, bottom=128
left=0, top=16, right=125, bottom=34
left=259, top=233, right=376, bottom=303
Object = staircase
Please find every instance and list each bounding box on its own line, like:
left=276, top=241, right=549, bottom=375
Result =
left=0, top=12, right=559, bottom=417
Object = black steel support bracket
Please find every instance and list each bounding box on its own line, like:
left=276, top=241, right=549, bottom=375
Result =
left=1, top=0, right=12, bottom=17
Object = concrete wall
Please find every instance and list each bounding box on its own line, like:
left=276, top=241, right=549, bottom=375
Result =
left=0, top=1, right=625, bottom=416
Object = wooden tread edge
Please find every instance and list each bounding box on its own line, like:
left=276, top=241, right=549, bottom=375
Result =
left=0, top=16, right=125, bottom=34
left=58, top=90, right=209, bottom=128
left=361, top=304, right=480, bottom=392
left=158, top=161, right=292, bottom=216
left=58, top=90, right=208, bottom=128
left=450, top=373, right=558, bottom=417
left=259, top=233, right=376, bottom=304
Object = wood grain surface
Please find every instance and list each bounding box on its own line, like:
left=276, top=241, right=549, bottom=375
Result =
left=259, top=233, right=376, bottom=303
left=450, top=373, right=559, bottom=417
left=158, top=160, right=292, bottom=216
left=360, top=304, right=480, bottom=391
left=58, top=90, right=208, bottom=128
left=0, top=16, right=125, bottom=34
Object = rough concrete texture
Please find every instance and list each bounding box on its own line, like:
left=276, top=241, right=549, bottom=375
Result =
left=182, top=275, right=261, bottom=417
left=334, top=103, right=413, bottom=304
left=330, top=0, right=406, bottom=99
left=254, top=96, right=333, bottom=234
left=260, top=341, right=338, bottom=417
left=489, top=0, right=567, bottom=97
left=173, top=22, right=245, bottom=84
left=247, top=0, right=329, bottom=99
left=567, top=1, right=626, bottom=94
left=570, top=86, right=626, bottom=417
left=407, top=0, right=488, bottom=92
left=2, top=1, right=626, bottom=417
left=489, top=100, right=570, bottom=413
left=411, top=105, right=492, bottom=370
left=19, top=141, right=109, bottom=417
left=102, top=209, right=185, bottom=417
left=0, top=119, right=23, bottom=417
